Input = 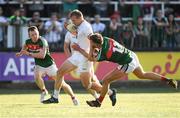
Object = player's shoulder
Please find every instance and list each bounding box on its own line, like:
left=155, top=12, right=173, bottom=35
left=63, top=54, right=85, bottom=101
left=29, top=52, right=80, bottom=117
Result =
left=39, top=36, right=48, bottom=44
left=39, top=36, right=46, bottom=41
left=80, top=20, right=91, bottom=28
left=25, top=38, right=32, bottom=44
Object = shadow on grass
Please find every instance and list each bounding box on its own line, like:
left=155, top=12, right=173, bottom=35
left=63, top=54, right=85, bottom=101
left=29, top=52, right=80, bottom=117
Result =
left=0, top=87, right=179, bottom=95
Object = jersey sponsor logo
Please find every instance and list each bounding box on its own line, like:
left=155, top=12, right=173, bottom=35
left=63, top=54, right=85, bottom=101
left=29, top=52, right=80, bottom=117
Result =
left=27, top=44, right=42, bottom=52
left=27, top=44, right=41, bottom=50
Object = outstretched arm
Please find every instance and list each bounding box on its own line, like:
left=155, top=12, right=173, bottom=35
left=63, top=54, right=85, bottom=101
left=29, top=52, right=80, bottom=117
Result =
left=15, top=44, right=27, bottom=57
left=16, top=45, right=47, bottom=59
left=28, top=47, right=47, bottom=59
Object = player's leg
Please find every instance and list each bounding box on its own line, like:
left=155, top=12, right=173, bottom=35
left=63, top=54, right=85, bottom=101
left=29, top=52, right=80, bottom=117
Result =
left=86, top=68, right=127, bottom=107
left=133, top=66, right=178, bottom=89
left=34, top=66, right=48, bottom=102
left=90, top=66, right=115, bottom=101
left=131, top=52, right=178, bottom=89
left=86, top=65, right=101, bottom=99
left=61, top=80, right=79, bottom=105
left=43, top=60, right=77, bottom=104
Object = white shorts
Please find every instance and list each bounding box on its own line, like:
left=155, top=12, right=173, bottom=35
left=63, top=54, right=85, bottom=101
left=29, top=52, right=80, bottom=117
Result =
left=34, top=63, right=58, bottom=77
left=67, top=52, right=93, bottom=73
left=117, top=52, right=141, bottom=73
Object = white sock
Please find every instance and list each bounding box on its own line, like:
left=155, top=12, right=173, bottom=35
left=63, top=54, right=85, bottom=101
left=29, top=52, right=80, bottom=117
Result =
left=53, top=89, right=59, bottom=99
left=108, top=89, right=113, bottom=96
left=93, top=92, right=99, bottom=99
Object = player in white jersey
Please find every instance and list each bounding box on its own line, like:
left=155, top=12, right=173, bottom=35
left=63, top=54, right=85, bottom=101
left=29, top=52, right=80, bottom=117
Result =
left=64, top=31, right=100, bottom=99
left=43, top=10, right=117, bottom=106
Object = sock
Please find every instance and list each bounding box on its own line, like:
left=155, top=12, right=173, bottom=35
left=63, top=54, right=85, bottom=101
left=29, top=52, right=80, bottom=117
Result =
left=53, top=89, right=59, bottom=99
left=98, top=96, right=104, bottom=103
left=107, top=89, right=113, bottom=96
left=93, top=92, right=99, bottom=99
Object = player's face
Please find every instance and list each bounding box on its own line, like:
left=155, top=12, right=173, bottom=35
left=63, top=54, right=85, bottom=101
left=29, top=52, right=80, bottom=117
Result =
left=70, top=15, right=82, bottom=26
left=91, top=40, right=101, bottom=49
left=29, top=30, right=39, bottom=42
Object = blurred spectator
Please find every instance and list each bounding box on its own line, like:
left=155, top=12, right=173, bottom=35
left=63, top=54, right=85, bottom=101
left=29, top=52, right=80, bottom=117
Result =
left=109, top=13, right=123, bottom=44
left=142, top=0, right=154, bottom=20
left=92, top=14, right=106, bottom=34
left=9, top=9, right=27, bottom=48
left=0, top=0, right=6, bottom=4
left=132, top=0, right=142, bottom=26
left=151, top=10, right=168, bottom=48
left=0, top=7, right=8, bottom=48
left=176, top=21, right=180, bottom=48
left=78, top=0, right=95, bottom=17
left=122, top=20, right=135, bottom=49
left=28, top=12, right=44, bottom=34
left=85, top=16, right=91, bottom=23
left=19, top=8, right=27, bottom=20
left=134, top=17, right=149, bottom=49
left=165, top=14, right=179, bottom=48
left=9, top=9, right=27, bottom=26
left=63, top=0, right=78, bottom=16
left=93, top=0, right=110, bottom=17
left=44, top=12, right=63, bottom=50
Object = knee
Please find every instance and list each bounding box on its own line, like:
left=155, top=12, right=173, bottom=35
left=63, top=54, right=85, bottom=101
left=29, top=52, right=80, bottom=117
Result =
left=102, top=77, right=111, bottom=85
left=57, top=69, right=64, bottom=77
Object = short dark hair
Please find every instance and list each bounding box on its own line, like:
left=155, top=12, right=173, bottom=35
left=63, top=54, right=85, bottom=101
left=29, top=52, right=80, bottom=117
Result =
left=69, top=9, right=83, bottom=18
left=28, top=26, right=38, bottom=33
left=89, top=33, right=103, bottom=45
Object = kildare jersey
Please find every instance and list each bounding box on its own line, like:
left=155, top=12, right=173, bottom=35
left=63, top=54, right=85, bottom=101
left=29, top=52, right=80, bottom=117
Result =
left=76, top=20, right=93, bottom=53
left=25, top=36, right=54, bottom=67
left=97, top=37, right=132, bottom=65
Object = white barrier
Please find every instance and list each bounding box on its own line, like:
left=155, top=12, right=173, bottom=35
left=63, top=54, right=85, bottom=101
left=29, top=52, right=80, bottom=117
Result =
left=7, top=26, right=28, bottom=48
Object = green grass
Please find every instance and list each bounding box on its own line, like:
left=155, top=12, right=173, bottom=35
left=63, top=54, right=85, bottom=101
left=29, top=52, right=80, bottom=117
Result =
left=0, top=88, right=180, bottom=118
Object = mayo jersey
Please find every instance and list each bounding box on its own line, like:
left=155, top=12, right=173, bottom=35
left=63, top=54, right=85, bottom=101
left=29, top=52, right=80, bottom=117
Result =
left=64, top=32, right=78, bottom=54
left=97, top=37, right=132, bottom=65
left=76, top=20, right=93, bottom=53
left=25, top=36, right=54, bottom=67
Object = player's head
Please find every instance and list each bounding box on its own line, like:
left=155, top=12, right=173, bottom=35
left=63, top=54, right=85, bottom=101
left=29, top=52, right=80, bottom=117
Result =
left=89, top=33, right=103, bottom=48
left=28, top=26, right=39, bottom=42
left=69, top=9, right=84, bottom=26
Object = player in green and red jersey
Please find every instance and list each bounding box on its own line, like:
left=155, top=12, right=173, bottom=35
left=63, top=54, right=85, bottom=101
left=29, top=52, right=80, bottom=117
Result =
left=72, top=33, right=178, bottom=107
left=16, top=26, right=79, bottom=105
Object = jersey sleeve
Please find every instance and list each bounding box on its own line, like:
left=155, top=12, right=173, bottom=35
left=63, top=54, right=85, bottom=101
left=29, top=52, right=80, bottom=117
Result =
left=41, top=37, right=49, bottom=48
left=84, top=23, right=93, bottom=37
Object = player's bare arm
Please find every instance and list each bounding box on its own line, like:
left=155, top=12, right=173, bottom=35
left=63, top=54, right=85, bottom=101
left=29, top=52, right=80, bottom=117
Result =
left=72, top=43, right=97, bottom=62
left=64, top=42, right=71, bottom=57
left=28, top=46, right=47, bottom=59
left=15, top=44, right=27, bottom=57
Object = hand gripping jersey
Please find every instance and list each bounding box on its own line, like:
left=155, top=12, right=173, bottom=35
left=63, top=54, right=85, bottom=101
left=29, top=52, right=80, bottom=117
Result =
left=25, top=36, right=54, bottom=67
left=97, top=37, right=133, bottom=65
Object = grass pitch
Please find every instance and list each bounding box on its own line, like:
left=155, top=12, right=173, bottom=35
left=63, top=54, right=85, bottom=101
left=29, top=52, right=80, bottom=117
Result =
left=0, top=88, right=180, bottom=118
